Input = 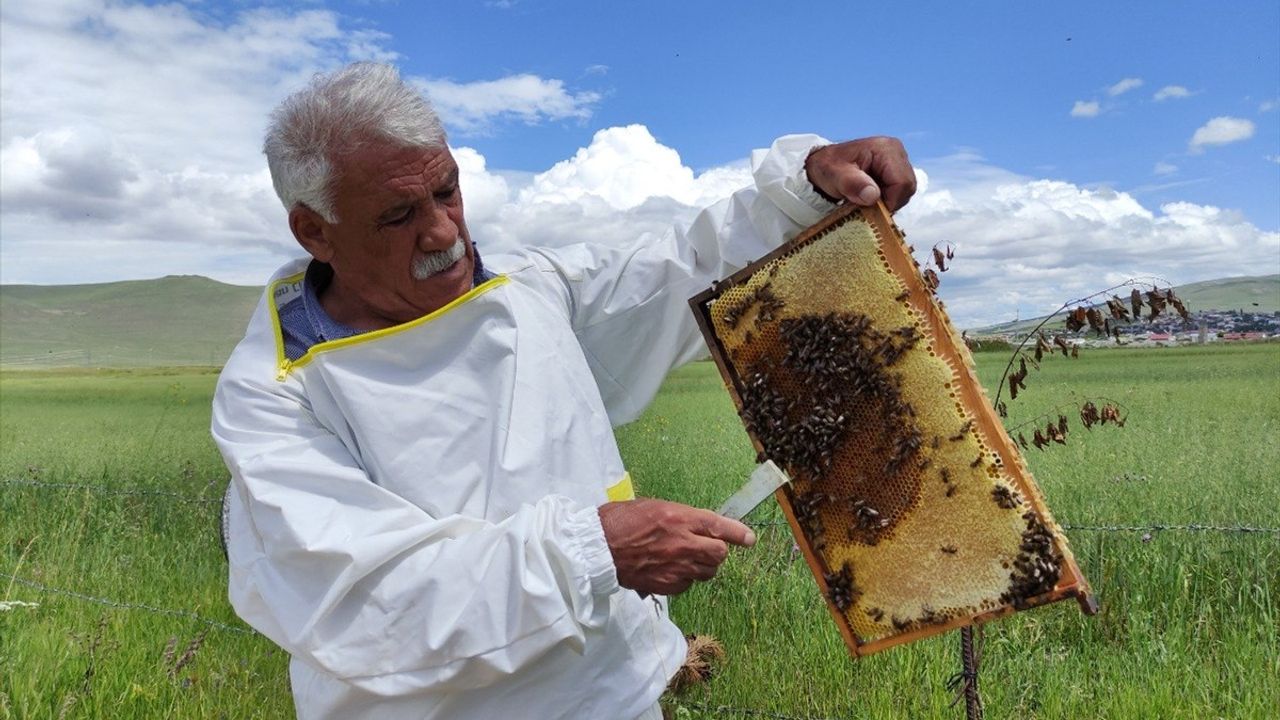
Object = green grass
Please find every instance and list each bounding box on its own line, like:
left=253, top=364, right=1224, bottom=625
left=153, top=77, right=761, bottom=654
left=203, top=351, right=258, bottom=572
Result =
left=1, top=345, right=1277, bottom=719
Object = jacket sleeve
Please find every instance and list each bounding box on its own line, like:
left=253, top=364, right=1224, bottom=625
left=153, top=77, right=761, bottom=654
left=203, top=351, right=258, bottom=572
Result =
left=522, top=134, right=836, bottom=426
left=212, top=369, right=620, bottom=697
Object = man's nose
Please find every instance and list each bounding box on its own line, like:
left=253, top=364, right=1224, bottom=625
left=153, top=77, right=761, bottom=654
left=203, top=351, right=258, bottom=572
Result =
left=416, top=204, right=458, bottom=251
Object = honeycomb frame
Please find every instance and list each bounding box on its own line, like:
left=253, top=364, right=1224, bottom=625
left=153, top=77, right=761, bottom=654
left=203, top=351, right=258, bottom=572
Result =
left=689, top=202, right=1097, bottom=657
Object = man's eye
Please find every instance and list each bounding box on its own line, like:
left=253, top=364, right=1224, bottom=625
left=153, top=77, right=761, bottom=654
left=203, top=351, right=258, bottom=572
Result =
left=435, top=186, right=458, bottom=201
left=383, top=208, right=414, bottom=227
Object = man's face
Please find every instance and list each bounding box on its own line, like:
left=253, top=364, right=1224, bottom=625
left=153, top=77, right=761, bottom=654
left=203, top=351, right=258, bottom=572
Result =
left=295, top=142, right=476, bottom=328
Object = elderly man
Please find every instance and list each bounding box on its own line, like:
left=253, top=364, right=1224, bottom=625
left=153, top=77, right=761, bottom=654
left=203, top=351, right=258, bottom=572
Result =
left=213, top=62, right=915, bottom=720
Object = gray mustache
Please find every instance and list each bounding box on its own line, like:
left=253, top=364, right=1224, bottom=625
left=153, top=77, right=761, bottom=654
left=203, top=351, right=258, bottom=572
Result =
left=412, top=238, right=466, bottom=280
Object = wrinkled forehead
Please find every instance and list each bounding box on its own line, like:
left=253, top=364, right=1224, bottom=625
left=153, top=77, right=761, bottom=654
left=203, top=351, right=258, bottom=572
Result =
left=333, top=140, right=456, bottom=202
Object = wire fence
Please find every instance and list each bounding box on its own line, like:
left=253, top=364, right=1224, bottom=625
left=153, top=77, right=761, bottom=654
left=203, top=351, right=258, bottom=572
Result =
left=0, top=571, right=254, bottom=635
left=6, top=478, right=1279, bottom=535
left=4, top=475, right=1277, bottom=720
left=739, top=517, right=1280, bottom=534
left=0, top=478, right=224, bottom=504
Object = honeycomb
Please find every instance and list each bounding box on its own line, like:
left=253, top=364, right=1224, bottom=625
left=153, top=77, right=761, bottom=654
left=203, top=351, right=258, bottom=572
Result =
left=690, top=203, right=1095, bottom=656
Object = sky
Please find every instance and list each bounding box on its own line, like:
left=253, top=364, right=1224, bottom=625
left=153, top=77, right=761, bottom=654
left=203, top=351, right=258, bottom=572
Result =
left=1, top=0, right=1277, bottom=327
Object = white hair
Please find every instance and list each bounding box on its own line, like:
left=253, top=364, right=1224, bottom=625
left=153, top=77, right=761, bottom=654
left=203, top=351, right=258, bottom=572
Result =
left=264, top=63, right=446, bottom=223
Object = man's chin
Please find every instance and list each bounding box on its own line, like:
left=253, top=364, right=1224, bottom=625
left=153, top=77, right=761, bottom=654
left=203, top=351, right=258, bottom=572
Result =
left=417, top=254, right=474, bottom=297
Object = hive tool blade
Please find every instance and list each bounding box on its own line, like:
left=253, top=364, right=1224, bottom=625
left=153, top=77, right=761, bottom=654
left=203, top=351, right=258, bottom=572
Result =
left=717, top=460, right=791, bottom=521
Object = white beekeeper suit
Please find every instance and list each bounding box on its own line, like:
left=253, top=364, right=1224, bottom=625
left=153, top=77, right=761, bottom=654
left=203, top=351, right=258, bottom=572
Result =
left=212, top=135, right=835, bottom=720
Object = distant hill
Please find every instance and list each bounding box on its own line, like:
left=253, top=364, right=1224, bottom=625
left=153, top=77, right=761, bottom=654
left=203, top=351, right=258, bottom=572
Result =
left=1, top=276, right=263, bottom=367
left=2, top=273, right=1277, bottom=368
left=974, top=274, right=1279, bottom=335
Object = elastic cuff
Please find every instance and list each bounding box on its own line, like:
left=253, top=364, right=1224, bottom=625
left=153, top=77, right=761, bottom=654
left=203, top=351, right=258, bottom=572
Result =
left=565, top=504, right=620, bottom=598
left=793, top=144, right=842, bottom=209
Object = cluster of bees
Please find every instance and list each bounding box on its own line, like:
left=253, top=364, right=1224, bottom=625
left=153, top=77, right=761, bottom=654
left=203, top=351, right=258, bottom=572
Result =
left=719, top=280, right=785, bottom=333
left=823, top=562, right=859, bottom=612
left=991, top=483, right=1024, bottom=510
left=790, top=490, right=829, bottom=550
left=738, top=312, right=923, bottom=485
left=1000, top=511, right=1064, bottom=607
left=735, top=310, right=927, bottom=564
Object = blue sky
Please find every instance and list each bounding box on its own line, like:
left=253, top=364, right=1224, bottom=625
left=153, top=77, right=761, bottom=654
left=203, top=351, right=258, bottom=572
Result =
left=2, top=0, right=1277, bottom=326
left=353, top=0, right=1280, bottom=225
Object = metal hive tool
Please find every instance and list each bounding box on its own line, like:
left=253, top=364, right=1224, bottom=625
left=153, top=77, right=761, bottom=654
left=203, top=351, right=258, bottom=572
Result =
left=690, top=203, right=1097, bottom=656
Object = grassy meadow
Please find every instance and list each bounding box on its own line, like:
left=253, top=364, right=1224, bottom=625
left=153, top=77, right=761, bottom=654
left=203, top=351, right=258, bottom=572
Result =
left=1, top=344, right=1277, bottom=719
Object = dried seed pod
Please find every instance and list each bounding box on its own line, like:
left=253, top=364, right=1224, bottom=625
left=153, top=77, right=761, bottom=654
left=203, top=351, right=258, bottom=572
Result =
left=1053, top=335, right=1070, bottom=357
left=1101, top=403, right=1125, bottom=426
left=1086, top=307, right=1105, bottom=335
left=1080, top=401, right=1100, bottom=429
left=1035, top=333, right=1052, bottom=362
left=1167, top=289, right=1190, bottom=322
left=1065, top=307, right=1087, bottom=332
left=1107, top=296, right=1131, bottom=321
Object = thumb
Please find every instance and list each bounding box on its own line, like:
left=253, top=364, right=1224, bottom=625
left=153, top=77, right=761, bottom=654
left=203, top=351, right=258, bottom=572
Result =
left=833, top=166, right=881, bottom=207
left=695, top=512, right=757, bottom=547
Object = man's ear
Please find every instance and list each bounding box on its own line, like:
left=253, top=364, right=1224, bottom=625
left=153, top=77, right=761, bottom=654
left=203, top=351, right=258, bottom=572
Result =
left=289, top=205, right=334, bottom=262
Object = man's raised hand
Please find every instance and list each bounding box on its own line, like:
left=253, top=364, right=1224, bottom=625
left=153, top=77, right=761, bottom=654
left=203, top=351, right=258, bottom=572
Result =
left=804, top=136, right=917, bottom=213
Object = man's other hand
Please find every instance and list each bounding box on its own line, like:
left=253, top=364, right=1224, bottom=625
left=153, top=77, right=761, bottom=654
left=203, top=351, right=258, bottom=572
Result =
left=598, top=498, right=756, bottom=596
left=805, top=136, right=916, bottom=212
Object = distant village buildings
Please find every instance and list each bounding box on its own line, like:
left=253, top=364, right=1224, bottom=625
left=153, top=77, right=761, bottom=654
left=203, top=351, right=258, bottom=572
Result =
left=993, top=309, right=1280, bottom=349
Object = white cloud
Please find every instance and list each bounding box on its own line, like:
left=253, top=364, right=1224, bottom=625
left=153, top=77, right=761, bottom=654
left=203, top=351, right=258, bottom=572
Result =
left=415, top=75, right=601, bottom=133
left=1071, top=101, right=1100, bottom=118
left=455, top=125, right=751, bottom=255
left=893, top=153, right=1279, bottom=327
left=1107, top=77, right=1144, bottom=96
left=1260, top=98, right=1279, bottom=113
left=1153, top=162, right=1178, bottom=175
left=516, top=125, right=748, bottom=210
left=1154, top=85, right=1191, bottom=101
left=1189, top=116, right=1256, bottom=152
left=0, top=0, right=603, bottom=285
left=2, top=2, right=1275, bottom=331
left=456, top=136, right=1277, bottom=328
left=0, top=0, right=364, bottom=284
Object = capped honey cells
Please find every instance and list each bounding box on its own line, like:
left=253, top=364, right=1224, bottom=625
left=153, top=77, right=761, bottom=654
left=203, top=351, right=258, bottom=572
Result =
left=689, top=203, right=1095, bottom=657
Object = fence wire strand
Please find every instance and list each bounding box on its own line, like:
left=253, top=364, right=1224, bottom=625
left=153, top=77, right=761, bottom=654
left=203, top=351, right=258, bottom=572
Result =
left=1, top=478, right=223, bottom=504
left=7, top=478, right=1279, bottom=535
left=678, top=703, right=845, bottom=720
left=743, top=519, right=1279, bottom=534
left=0, top=571, right=256, bottom=635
